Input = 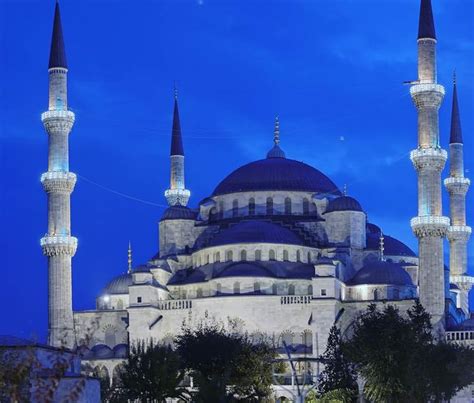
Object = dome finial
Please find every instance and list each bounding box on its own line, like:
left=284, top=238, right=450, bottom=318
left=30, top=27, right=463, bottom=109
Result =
left=453, top=69, right=457, bottom=85
left=273, top=116, right=280, bottom=146
left=379, top=231, right=385, bottom=262
left=343, top=184, right=347, bottom=196
left=127, top=241, right=132, bottom=274
left=173, top=81, right=178, bottom=100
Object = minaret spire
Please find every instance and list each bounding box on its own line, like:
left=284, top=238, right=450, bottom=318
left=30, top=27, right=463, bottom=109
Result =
left=273, top=116, right=280, bottom=146
left=444, top=74, right=472, bottom=315
left=409, top=0, right=448, bottom=330
left=41, top=1, right=77, bottom=348
left=418, top=0, right=436, bottom=40
left=379, top=231, right=385, bottom=262
left=165, top=89, right=190, bottom=206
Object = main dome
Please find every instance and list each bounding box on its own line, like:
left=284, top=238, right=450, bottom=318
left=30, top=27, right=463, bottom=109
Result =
left=212, top=157, right=341, bottom=196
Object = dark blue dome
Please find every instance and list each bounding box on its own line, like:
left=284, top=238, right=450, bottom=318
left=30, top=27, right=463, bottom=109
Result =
left=366, top=233, right=416, bottom=257
left=113, top=343, right=129, bottom=358
left=212, top=158, right=341, bottom=196
left=348, top=261, right=413, bottom=286
left=160, top=206, right=197, bottom=221
left=91, top=344, right=114, bottom=359
left=208, top=221, right=303, bottom=247
left=324, top=196, right=363, bottom=214
left=102, top=273, right=132, bottom=295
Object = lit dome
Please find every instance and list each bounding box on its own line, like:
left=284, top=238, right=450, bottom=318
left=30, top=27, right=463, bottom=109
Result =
left=102, top=273, right=132, bottom=295
left=348, top=261, right=413, bottom=286
left=212, top=157, right=341, bottom=196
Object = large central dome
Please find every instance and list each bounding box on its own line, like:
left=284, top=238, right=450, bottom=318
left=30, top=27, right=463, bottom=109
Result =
left=212, top=157, right=341, bottom=196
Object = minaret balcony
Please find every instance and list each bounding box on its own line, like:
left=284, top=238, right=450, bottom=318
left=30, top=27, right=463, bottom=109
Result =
left=410, top=83, right=444, bottom=109
left=41, top=110, right=75, bottom=135
left=410, top=83, right=445, bottom=96
left=444, top=177, right=470, bottom=195
left=450, top=275, right=474, bottom=288
left=41, top=171, right=77, bottom=193
left=410, top=148, right=447, bottom=171
left=410, top=216, right=450, bottom=238
left=165, top=188, right=191, bottom=207
left=447, top=226, right=472, bottom=242
left=40, top=235, right=78, bottom=256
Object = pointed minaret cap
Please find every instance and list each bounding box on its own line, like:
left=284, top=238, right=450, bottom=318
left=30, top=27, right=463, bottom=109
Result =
left=170, top=91, right=184, bottom=156
left=49, top=1, right=68, bottom=69
left=450, top=72, right=463, bottom=144
left=267, top=116, right=286, bottom=159
left=418, top=0, right=436, bottom=40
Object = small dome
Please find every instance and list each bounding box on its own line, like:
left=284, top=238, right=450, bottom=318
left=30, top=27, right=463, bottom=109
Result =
left=348, top=261, right=413, bottom=286
left=212, top=158, right=341, bottom=196
left=324, top=196, right=363, bottom=214
left=102, top=273, right=132, bottom=295
left=160, top=205, right=197, bottom=221
left=113, top=343, right=129, bottom=358
left=91, top=344, right=114, bottom=359
left=366, top=233, right=416, bottom=257
left=366, top=223, right=381, bottom=234
left=208, top=220, right=303, bottom=247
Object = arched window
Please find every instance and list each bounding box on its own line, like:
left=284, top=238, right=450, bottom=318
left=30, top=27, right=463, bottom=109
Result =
left=215, top=251, right=221, bottom=263
left=196, top=288, right=203, bottom=298
left=307, top=285, right=313, bottom=295
left=197, top=255, right=201, bottom=267
left=255, top=250, right=262, bottom=261
left=226, top=250, right=233, bottom=262
left=216, top=283, right=222, bottom=294
left=182, top=289, right=187, bottom=299
left=283, top=250, right=289, bottom=261
left=303, top=198, right=310, bottom=215
left=285, top=197, right=292, bottom=215
left=232, top=199, right=239, bottom=217
left=373, top=289, right=379, bottom=301
left=296, top=250, right=301, bottom=262
left=269, top=250, right=276, bottom=260
left=288, top=284, right=295, bottom=295
left=219, top=200, right=224, bottom=219
left=272, top=283, right=278, bottom=295
left=249, top=198, right=256, bottom=216
left=234, top=282, right=240, bottom=294
left=240, top=250, right=247, bottom=261
left=254, top=282, right=260, bottom=293
left=266, top=197, right=274, bottom=215
left=206, top=254, right=210, bottom=264
left=209, top=207, right=217, bottom=221
left=117, top=299, right=123, bottom=310
left=104, top=327, right=116, bottom=347
left=307, top=251, right=312, bottom=264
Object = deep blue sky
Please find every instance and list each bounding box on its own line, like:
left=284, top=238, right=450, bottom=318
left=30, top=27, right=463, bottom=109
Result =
left=1, top=0, right=473, bottom=341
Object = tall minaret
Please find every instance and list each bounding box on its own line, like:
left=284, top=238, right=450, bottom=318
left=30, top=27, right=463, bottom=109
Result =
left=444, top=74, right=473, bottom=315
left=409, top=0, right=449, bottom=328
left=40, top=1, right=77, bottom=348
left=164, top=91, right=190, bottom=206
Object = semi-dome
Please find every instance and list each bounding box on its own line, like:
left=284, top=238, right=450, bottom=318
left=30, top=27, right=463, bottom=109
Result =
left=160, top=205, right=197, bottom=221
left=348, top=261, right=413, bottom=286
left=212, top=157, right=341, bottom=196
left=324, top=196, right=363, bottom=214
left=102, top=273, right=132, bottom=295
left=208, top=220, right=303, bottom=247
left=366, top=233, right=416, bottom=257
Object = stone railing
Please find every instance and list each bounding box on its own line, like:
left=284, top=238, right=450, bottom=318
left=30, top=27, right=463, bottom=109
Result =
left=409, top=83, right=445, bottom=96
left=444, top=177, right=470, bottom=186
left=280, top=296, right=311, bottom=305
left=449, top=225, right=472, bottom=234
left=41, top=171, right=77, bottom=181
left=157, top=299, right=192, bottom=310
left=41, top=110, right=75, bottom=121
left=40, top=235, right=78, bottom=256
left=446, top=330, right=474, bottom=344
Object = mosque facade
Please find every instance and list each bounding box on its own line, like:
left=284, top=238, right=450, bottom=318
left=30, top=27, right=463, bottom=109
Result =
left=39, top=0, right=473, bottom=393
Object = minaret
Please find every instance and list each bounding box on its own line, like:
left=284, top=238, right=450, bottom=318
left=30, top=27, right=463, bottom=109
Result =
left=128, top=241, right=133, bottom=274
left=40, top=1, right=77, bottom=348
left=409, top=0, right=449, bottom=328
left=164, top=90, right=190, bottom=206
left=444, top=74, right=473, bottom=315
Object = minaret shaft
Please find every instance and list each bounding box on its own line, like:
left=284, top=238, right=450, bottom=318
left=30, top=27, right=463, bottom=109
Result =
left=42, top=2, right=76, bottom=348
left=444, top=80, right=472, bottom=314
left=410, top=1, right=448, bottom=328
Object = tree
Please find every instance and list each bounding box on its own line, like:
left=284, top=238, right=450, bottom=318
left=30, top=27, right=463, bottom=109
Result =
left=175, top=323, right=274, bottom=402
left=112, top=341, right=188, bottom=403
left=344, top=301, right=474, bottom=402
left=317, top=325, right=357, bottom=401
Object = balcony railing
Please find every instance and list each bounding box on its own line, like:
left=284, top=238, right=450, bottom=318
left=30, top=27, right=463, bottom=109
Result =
left=410, top=216, right=450, bottom=227
left=280, top=296, right=311, bottom=305
left=157, top=299, right=192, bottom=310
left=41, top=110, right=75, bottom=121
left=41, top=171, right=76, bottom=182
left=410, top=83, right=445, bottom=96
left=40, top=235, right=77, bottom=247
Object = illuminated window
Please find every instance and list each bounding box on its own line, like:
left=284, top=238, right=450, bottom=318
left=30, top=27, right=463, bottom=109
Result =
left=283, top=250, right=289, bottom=261
left=269, top=250, right=276, bottom=260
left=137, top=297, right=142, bottom=303
left=308, top=285, right=313, bottom=295
left=196, top=288, right=203, bottom=298
left=255, top=250, right=262, bottom=261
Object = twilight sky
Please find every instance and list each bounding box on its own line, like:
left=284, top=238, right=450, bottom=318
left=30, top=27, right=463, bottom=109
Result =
left=1, top=0, right=473, bottom=341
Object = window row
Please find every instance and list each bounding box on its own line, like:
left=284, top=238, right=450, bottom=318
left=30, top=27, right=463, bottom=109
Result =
left=185, top=282, right=313, bottom=298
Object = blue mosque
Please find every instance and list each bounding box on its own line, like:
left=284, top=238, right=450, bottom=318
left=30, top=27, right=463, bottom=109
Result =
left=37, top=0, right=473, bottom=398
